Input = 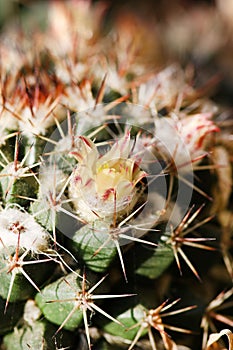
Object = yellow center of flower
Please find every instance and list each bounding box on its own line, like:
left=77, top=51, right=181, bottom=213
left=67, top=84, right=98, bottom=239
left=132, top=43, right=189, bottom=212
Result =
left=95, top=159, right=133, bottom=197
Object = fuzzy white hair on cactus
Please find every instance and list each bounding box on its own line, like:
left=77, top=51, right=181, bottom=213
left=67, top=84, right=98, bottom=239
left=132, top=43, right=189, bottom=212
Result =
left=0, top=207, right=49, bottom=252
left=38, top=165, right=68, bottom=197
left=69, top=131, right=147, bottom=223
left=19, top=98, right=61, bottom=137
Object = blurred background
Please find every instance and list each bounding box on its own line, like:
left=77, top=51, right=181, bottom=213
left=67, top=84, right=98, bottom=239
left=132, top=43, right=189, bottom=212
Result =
left=1, top=0, right=233, bottom=108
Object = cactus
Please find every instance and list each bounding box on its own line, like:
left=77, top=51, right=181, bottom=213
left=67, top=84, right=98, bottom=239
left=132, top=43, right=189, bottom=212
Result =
left=0, top=1, right=232, bottom=350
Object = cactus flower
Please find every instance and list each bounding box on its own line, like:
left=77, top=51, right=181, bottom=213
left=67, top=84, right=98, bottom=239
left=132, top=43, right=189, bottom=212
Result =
left=154, top=113, right=220, bottom=172
left=69, top=132, right=147, bottom=223
left=179, top=113, right=220, bottom=154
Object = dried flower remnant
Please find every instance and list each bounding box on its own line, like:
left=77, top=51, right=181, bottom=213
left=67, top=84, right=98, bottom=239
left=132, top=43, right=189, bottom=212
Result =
left=210, top=146, right=232, bottom=218
left=206, top=329, right=233, bottom=350
left=201, top=288, right=233, bottom=349
left=69, top=131, right=147, bottom=224
left=219, top=211, right=233, bottom=279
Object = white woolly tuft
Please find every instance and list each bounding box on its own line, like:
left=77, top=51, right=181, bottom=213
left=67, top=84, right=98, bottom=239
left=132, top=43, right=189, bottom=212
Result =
left=0, top=207, right=49, bottom=253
